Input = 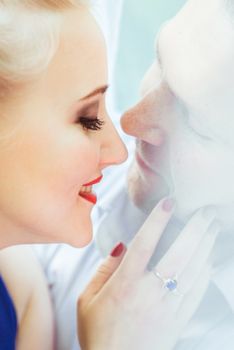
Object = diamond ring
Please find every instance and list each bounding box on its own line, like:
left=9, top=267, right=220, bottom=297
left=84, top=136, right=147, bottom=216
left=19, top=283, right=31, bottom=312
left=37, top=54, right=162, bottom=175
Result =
left=152, top=270, right=183, bottom=296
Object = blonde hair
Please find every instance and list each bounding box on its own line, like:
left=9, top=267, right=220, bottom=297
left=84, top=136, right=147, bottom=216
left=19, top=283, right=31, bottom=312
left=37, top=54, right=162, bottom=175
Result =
left=0, top=0, right=87, bottom=98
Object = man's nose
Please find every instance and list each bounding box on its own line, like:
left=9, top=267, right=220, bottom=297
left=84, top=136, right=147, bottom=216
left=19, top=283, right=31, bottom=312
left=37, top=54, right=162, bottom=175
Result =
left=121, top=83, right=174, bottom=145
left=99, top=120, right=128, bottom=169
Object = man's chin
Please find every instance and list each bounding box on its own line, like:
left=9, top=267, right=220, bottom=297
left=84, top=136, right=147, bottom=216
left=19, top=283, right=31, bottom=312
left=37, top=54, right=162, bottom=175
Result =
left=127, top=184, right=159, bottom=214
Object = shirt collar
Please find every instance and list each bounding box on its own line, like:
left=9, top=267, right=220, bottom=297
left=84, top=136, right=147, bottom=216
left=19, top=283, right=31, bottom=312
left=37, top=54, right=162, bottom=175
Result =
left=212, top=234, right=234, bottom=313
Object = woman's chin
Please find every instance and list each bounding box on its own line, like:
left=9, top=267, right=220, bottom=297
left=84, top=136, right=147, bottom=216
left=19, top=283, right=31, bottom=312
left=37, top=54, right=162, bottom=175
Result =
left=34, top=214, right=94, bottom=248
left=56, top=202, right=95, bottom=247
left=66, top=218, right=94, bottom=248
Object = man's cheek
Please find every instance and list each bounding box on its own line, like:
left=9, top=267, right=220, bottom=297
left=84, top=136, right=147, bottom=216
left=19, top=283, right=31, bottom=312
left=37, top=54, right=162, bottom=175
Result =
left=169, top=141, right=213, bottom=213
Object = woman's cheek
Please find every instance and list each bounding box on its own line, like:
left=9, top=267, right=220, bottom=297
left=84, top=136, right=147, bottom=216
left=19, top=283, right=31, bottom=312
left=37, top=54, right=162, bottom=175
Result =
left=57, top=139, right=99, bottom=190
left=14, top=121, right=99, bottom=199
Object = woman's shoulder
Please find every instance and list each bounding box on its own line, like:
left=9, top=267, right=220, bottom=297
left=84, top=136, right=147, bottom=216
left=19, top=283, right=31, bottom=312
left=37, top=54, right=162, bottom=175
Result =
left=0, top=246, right=37, bottom=320
left=0, top=245, right=54, bottom=350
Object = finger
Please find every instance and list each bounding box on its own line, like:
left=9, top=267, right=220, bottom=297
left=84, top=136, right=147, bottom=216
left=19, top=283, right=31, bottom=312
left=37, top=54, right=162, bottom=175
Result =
left=179, top=221, right=220, bottom=293
left=79, top=243, right=127, bottom=305
left=156, top=206, right=217, bottom=277
left=118, top=197, right=174, bottom=279
left=176, top=264, right=211, bottom=325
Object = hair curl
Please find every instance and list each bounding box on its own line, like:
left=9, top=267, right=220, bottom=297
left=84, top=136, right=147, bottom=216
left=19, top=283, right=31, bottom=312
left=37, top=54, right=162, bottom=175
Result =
left=0, top=0, right=87, bottom=98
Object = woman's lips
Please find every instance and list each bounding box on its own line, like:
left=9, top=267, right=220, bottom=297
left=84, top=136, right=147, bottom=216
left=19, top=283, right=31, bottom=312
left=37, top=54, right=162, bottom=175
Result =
left=79, top=175, right=103, bottom=204
left=79, top=192, right=97, bottom=205
left=83, top=175, right=103, bottom=187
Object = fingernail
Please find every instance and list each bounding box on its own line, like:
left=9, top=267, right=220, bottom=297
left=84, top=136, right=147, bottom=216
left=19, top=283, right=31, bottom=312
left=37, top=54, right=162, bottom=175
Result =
left=202, top=206, right=217, bottom=221
left=110, top=242, right=125, bottom=257
left=162, top=197, right=175, bottom=212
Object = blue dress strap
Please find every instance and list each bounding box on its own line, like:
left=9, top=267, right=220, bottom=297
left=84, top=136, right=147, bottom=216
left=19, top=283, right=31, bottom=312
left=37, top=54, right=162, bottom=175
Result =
left=0, top=275, right=17, bottom=349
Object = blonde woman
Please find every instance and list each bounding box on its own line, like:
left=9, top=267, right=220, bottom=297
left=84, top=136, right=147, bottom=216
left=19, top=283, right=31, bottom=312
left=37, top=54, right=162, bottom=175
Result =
left=0, top=1, right=218, bottom=349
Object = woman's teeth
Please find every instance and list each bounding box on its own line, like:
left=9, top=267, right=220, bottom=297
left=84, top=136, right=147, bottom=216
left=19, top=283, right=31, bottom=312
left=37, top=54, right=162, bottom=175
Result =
left=80, top=185, right=92, bottom=193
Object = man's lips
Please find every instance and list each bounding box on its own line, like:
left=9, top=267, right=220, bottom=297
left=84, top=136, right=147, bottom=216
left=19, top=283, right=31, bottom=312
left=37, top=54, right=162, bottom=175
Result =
left=135, top=151, right=171, bottom=198
left=135, top=152, right=157, bottom=175
left=82, top=175, right=103, bottom=187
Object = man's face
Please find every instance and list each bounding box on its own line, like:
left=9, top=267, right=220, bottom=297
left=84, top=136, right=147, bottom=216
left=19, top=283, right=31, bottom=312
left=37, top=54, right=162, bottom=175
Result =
left=121, top=0, right=234, bottom=229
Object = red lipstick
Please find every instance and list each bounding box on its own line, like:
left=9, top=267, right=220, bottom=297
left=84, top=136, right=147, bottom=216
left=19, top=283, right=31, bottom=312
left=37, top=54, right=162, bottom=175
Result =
left=79, top=175, right=103, bottom=205
left=79, top=192, right=97, bottom=204
left=83, top=175, right=103, bottom=187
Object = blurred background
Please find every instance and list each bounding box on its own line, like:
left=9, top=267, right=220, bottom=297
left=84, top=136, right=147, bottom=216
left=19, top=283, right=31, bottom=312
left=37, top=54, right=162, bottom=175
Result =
left=113, top=0, right=186, bottom=112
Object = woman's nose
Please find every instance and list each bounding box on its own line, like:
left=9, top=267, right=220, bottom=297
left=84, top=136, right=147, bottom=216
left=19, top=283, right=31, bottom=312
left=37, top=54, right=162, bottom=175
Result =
left=100, top=121, right=128, bottom=168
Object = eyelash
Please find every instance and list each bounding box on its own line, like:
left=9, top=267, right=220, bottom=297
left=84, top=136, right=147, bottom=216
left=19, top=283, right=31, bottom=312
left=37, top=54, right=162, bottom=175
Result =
left=78, top=117, right=105, bottom=131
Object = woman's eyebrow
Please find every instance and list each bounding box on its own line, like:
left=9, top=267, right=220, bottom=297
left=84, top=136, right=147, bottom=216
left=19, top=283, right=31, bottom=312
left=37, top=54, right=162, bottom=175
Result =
left=80, top=85, right=109, bottom=101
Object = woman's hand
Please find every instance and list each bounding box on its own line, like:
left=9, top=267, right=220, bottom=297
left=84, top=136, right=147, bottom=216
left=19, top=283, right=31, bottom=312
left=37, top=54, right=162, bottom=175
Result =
left=77, top=198, right=219, bottom=350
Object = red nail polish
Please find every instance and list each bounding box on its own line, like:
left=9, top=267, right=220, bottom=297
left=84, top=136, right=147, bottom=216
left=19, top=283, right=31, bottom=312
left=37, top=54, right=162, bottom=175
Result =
left=110, top=242, right=125, bottom=257
left=162, top=197, right=175, bottom=212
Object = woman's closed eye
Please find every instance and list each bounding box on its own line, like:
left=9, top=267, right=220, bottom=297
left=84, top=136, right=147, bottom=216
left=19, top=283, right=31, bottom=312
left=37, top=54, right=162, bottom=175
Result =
left=74, top=99, right=105, bottom=131
left=78, top=116, right=105, bottom=131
